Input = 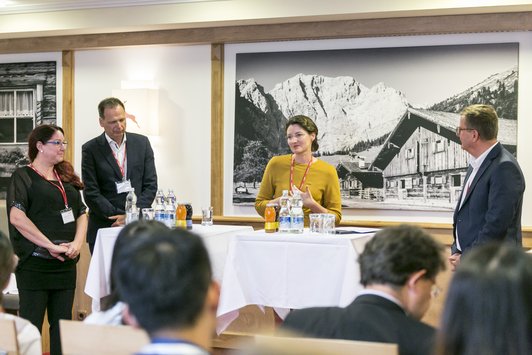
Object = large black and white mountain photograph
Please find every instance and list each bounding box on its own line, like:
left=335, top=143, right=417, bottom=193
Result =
left=232, top=43, right=518, bottom=211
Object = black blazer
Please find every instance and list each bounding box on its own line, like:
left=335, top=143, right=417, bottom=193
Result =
left=82, top=132, right=158, bottom=244
left=281, top=294, right=436, bottom=355
left=453, top=143, right=525, bottom=254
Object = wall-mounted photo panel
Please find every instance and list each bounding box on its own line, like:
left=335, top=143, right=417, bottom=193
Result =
left=224, top=33, right=531, bottom=224
left=0, top=53, right=62, bottom=199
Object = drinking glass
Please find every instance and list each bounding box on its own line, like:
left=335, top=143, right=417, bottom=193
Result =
left=322, top=214, right=336, bottom=234
left=309, top=213, right=322, bottom=233
left=201, top=206, right=214, bottom=226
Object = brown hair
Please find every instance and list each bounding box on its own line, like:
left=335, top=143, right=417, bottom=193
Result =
left=0, top=232, right=16, bottom=302
left=27, top=124, right=84, bottom=190
left=98, top=97, right=125, bottom=118
left=285, top=115, right=319, bottom=152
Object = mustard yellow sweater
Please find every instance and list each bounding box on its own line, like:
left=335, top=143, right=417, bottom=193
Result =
left=255, top=154, right=342, bottom=225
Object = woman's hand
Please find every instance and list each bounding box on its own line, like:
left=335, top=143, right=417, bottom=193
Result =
left=48, top=244, right=68, bottom=262
left=60, top=240, right=83, bottom=259
left=292, top=185, right=317, bottom=207
left=292, top=185, right=328, bottom=214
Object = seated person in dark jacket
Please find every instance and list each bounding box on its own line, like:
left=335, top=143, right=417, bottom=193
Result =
left=282, top=224, right=446, bottom=355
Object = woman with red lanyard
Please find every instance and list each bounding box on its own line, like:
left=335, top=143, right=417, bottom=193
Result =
left=255, top=115, right=342, bottom=226
left=7, top=124, right=87, bottom=355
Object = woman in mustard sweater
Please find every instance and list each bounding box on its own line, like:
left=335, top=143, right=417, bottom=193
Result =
left=255, top=115, right=342, bottom=225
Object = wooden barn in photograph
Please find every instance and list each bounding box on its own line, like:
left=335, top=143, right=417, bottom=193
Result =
left=370, top=108, right=517, bottom=208
left=336, top=161, right=384, bottom=201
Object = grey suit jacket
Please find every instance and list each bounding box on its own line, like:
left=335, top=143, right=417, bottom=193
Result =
left=281, top=294, right=436, bottom=355
left=82, top=132, right=158, bottom=244
left=453, top=143, right=525, bottom=254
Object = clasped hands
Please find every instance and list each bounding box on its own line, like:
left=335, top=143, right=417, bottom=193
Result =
left=47, top=240, right=82, bottom=262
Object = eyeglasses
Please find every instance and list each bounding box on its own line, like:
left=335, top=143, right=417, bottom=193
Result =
left=45, top=140, right=68, bottom=146
left=455, top=127, right=475, bottom=136
left=431, top=284, right=442, bottom=299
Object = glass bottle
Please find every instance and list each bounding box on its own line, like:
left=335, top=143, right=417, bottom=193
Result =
left=265, top=203, right=277, bottom=233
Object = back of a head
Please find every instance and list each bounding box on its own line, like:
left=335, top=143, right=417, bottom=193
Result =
left=436, top=243, right=532, bottom=355
left=0, top=231, right=16, bottom=292
left=113, top=228, right=212, bottom=335
left=359, top=224, right=445, bottom=287
left=103, top=220, right=169, bottom=310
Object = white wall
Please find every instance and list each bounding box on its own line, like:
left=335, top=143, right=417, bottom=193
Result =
left=224, top=32, right=532, bottom=226
left=74, top=45, right=212, bottom=212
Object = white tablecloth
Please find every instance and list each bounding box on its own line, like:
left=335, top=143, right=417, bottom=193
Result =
left=216, top=229, right=375, bottom=334
left=84, top=224, right=254, bottom=311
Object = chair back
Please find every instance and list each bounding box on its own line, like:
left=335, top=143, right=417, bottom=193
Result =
left=60, top=319, right=150, bottom=355
left=0, top=318, right=19, bottom=355
left=254, top=334, right=398, bottom=355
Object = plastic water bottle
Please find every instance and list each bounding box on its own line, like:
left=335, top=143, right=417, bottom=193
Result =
left=125, top=188, right=139, bottom=224
left=154, top=189, right=166, bottom=222
left=278, top=190, right=291, bottom=233
left=165, top=189, right=177, bottom=228
left=290, top=191, right=304, bottom=234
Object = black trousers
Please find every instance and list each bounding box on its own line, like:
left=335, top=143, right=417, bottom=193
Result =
left=18, top=288, right=75, bottom=355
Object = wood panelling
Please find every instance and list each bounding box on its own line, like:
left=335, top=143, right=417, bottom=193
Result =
left=2, top=12, right=532, bottom=54
left=211, top=216, right=532, bottom=248
left=62, top=50, right=74, bottom=163
left=211, top=44, right=224, bottom=215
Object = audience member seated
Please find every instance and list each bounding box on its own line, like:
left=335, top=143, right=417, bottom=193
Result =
left=84, top=220, right=168, bottom=325
left=435, top=242, right=532, bottom=355
left=113, top=228, right=219, bottom=355
left=281, top=224, right=446, bottom=355
left=0, top=231, right=42, bottom=355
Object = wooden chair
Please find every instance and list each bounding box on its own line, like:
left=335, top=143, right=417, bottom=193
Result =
left=253, top=334, right=398, bottom=355
left=60, top=320, right=150, bottom=355
left=0, top=318, right=19, bottom=355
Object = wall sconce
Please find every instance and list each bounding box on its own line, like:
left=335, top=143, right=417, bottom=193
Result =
left=112, top=87, right=159, bottom=136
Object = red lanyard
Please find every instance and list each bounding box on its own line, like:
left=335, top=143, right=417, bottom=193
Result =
left=111, top=141, right=127, bottom=180
left=28, top=164, right=69, bottom=208
left=290, top=155, right=313, bottom=190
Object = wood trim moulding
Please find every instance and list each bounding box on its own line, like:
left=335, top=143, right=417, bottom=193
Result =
left=2, top=11, right=532, bottom=53
left=209, top=216, right=532, bottom=248
left=211, top=43, right=224, bottom=215
left=62, top=50, right=74, bottom=164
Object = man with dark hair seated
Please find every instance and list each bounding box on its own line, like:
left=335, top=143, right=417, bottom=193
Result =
left=282, top=224, right=446, bottom=355
left=113, top=228, right=219, bottom=355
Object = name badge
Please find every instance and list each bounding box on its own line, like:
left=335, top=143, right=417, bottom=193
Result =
left=116, top=179, right=132, bottom=194
left=61, top=208, right=75, bottom=224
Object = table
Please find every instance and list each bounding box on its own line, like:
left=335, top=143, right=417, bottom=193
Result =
left=84, top=224, right=254, bottom=311
left=216, top=228, right=376, bottom=334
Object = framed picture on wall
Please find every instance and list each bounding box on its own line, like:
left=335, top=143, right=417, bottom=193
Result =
left=0, top=60, right=58, bottom=199
left=225, top=37, right=519, bottom=215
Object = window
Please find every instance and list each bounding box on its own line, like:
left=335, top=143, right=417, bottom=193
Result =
left=406, top=148, right=415, bottom=159
left=433, top=140, right=445, bottom=153
left=0, top=89, right=35, bottom=144
left=452, top=174, right=461, bottom=187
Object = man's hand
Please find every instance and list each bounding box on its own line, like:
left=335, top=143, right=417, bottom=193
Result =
left=109, top=214, right=126, bottom=227
left=449, top=253, right=461, bottom=272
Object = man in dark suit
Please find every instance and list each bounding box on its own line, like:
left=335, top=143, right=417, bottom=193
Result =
left=281, top=225, right=446, bottom=355
left=82, top=97, right=157, bottom=253
left=450, top=104, right=525, bottom=271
